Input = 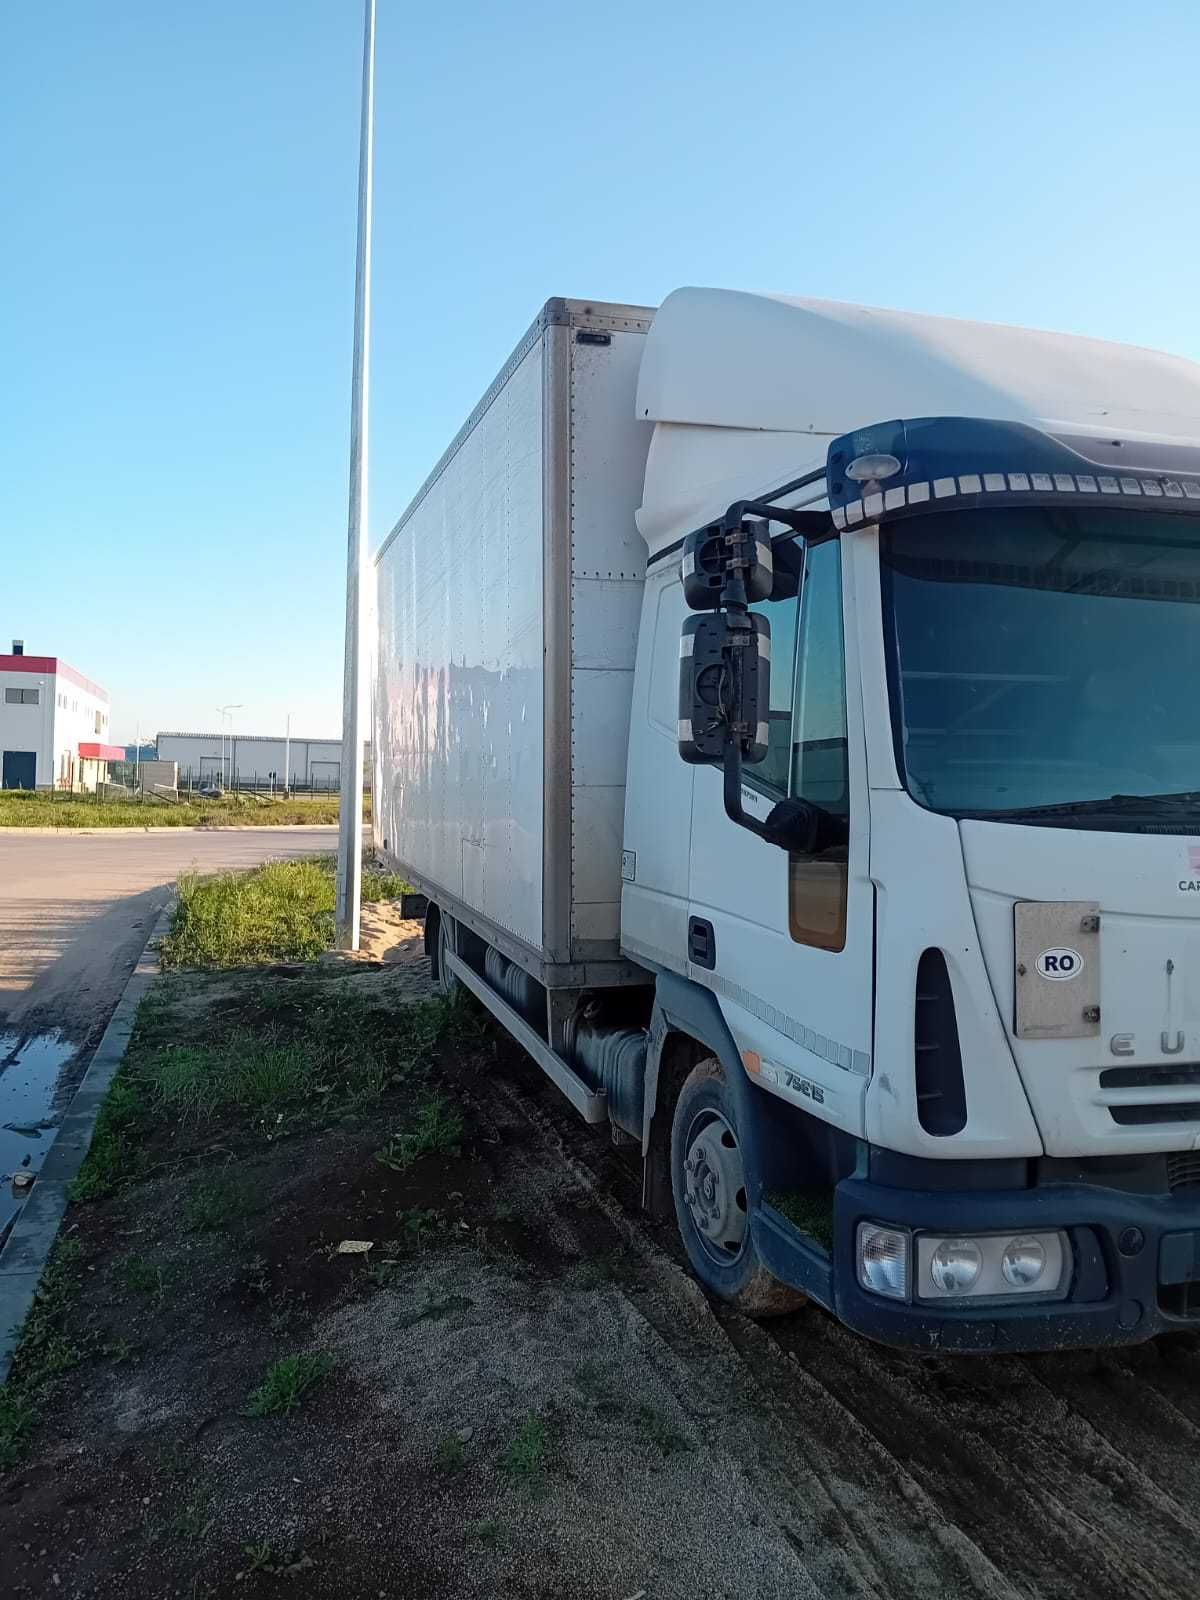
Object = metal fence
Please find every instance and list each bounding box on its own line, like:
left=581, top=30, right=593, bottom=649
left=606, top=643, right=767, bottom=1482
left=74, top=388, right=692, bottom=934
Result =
left=107, top=763, right=352, bottom=797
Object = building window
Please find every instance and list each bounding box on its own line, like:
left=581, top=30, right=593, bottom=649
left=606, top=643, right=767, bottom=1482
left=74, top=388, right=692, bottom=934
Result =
left=94, top=710, right=103, bottom=734
left=4, top=687, right=39, bottom=705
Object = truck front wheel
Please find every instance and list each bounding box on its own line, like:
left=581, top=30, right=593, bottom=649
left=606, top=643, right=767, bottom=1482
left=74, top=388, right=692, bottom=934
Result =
left=670, top=1057, right=803, bottom=1317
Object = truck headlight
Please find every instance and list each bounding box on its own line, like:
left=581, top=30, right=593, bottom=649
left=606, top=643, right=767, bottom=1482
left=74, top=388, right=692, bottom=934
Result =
left=1001, top=1235, right=1047, bottom=1288
left=930, top=1238, right=983, bottom=1294
left=916, top=1231, right=1069, bottom=1301
left=857, top=1222, right=910, bottom=1300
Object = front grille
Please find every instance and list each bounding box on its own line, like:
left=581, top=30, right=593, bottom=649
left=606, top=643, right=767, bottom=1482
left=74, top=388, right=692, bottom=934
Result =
left=1100, top=1063, right=1200, bottom=1129
left=1111, top=1103, right=1200, bottom=1126
left=1100, top=1064, right=1200, bottom=1089
left=1167, top=1152, right=1200, bottom=1192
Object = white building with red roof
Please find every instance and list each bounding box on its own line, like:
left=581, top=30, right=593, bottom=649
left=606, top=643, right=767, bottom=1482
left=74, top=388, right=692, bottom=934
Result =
left=0, top=639, right=121, bottom=791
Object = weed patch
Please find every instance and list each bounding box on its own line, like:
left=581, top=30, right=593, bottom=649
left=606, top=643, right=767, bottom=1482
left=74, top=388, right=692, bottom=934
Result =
left=68, top=1075, right=149, bottom=1201
left=435, top=1434, right=467, bottom=1476
left=637, top=1404, right=693, bottom=1457
left=164, top=1493, right=213, bottom=1544
left=398, top=1292, right=474, bottom=1328
left=375, top=1093, right=464, bottom=1172
left=117, top=1255, right=171, bottom=1299
left=162, top=855, right=415, bottom=969
left=163, top=861, right=336, bottom=968
left=145, top=1033, right=317, bottom=1119
left=0, top=1237, right=85, bottom=1468
left=501, top=1414, right=550, bottom=1496
left=244, top=1352, right=335, bottom=1417
left=183, top=1171, right=258, bottom=1233
left=361, top=865, right=411, bottom=902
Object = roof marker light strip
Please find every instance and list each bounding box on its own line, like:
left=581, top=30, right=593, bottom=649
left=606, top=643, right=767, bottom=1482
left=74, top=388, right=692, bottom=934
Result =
left=830, top=472, right=1200, bottom=529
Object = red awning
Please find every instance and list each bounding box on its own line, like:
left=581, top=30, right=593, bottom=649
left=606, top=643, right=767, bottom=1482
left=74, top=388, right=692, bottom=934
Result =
left=78, top=742, right=124, bottom=762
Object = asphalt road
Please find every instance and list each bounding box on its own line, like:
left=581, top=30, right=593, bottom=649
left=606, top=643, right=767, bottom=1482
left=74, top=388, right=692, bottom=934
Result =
left=0, top=825, right=336, bottom=1236
left=0, top=827, right=337, bottom=1041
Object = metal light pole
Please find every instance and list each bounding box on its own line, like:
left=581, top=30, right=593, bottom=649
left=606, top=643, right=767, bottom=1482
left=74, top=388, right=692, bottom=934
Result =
left=283, top=712, right=291, bottom=796
left=217, top=703, right=243, bottom=789
left=336, top=0, right=375, bottom=950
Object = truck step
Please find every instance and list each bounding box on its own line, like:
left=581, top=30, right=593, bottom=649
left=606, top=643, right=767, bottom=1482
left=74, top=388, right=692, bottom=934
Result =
left=443, top=951, right=608, bottom=1125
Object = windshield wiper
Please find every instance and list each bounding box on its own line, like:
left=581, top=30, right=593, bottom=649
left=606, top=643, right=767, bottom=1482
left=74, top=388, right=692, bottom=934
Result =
left=964, top=791, right=1200, bottom=822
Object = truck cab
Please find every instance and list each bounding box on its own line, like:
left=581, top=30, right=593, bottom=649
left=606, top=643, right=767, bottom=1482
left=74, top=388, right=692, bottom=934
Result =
left=622, top=289, right=1200, bottom=1349
left=375, top=288, right=1200, bottom=1351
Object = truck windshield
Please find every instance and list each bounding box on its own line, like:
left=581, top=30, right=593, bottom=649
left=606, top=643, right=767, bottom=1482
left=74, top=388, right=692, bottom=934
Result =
left=879, top=506, right=1200, bottom=824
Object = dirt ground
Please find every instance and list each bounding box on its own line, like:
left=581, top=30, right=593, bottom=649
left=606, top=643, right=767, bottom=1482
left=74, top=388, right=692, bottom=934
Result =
left=4, top=929, right=1200, bottom=1599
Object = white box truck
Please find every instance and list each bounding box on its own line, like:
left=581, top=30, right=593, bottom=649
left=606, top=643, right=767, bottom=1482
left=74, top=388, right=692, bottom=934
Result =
left=375, top=290, right=1200, bottom=1351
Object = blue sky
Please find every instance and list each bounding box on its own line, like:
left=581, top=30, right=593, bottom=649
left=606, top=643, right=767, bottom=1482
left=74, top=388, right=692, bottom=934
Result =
left=3, top=0, right=1198, bottom=743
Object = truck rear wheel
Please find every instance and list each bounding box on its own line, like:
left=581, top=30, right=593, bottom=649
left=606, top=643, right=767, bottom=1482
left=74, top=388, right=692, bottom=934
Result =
left=433, top=911, right=461, bottom=1002
left=670, top=1057, right=804, bottom=1317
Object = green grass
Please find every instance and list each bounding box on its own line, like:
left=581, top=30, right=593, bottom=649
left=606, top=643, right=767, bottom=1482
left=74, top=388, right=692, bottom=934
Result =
left=117, top=1255, right=171, bottom=1298
left=0, top=1237, right=86, bottom=1469
left=361, top=865, right=410, bottom=901
left=165, top=1493, right=213, bottom=1544
left=68, top=1075, right=150, bottom=1202
left=244, top=1352, right=335, bottom=1417
left=146, top=1033, right=319, bottom=1118
left=138, top=998, right=454, bottom=1122
left=160, top=856, right=414, bottom=969
left=70, top=987, right=460, bottom=1210
left=500, top=1414, right=549, bottom=1495
left=435, top=1434, right=467, bottom=1476
left=162, top=861, right=337, bottom=968
left=375, top=1093, right=464, bottom=1172
left=183, top=1171, right=259, bottom=1232
left=0, top=790, right=341, bottom=829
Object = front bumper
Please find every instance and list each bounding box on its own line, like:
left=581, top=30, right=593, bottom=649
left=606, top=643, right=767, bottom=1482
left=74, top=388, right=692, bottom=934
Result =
left=758, top=1176, right=1200, bottom=1353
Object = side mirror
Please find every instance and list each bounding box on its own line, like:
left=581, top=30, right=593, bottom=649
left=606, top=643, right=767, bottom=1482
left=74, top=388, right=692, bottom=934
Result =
left=682, top=519, right=773, bottom=610
left=678, top=613, right=770, bottom=766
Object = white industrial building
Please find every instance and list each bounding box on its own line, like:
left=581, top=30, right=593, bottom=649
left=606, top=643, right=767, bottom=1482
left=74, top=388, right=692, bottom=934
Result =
left=156, top=731, right=343, bottom=790
left=0, top=640, right=121, bottom=790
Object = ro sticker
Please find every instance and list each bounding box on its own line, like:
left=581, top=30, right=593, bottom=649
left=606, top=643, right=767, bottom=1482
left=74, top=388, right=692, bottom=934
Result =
left=1037, top=947, right=1084, bottom=981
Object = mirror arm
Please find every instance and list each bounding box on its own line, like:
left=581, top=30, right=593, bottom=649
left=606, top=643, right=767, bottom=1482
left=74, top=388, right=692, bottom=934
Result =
left=722, top=737, right=767, bottom=839
left=721, top=500, right=828, bottom=537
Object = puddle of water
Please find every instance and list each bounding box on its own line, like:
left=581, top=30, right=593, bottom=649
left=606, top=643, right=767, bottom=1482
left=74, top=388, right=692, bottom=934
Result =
left=0, top=1030, right=79, bottom=1236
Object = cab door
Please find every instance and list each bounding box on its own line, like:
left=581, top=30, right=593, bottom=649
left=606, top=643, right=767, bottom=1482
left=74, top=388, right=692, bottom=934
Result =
left=685, top=537, right=873, bottom=1136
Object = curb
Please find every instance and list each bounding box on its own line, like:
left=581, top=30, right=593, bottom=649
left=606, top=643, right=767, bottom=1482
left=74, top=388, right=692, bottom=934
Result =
left=0, top=902, right=175, bottom=1383
left=0, top=824, right=340, bottom=837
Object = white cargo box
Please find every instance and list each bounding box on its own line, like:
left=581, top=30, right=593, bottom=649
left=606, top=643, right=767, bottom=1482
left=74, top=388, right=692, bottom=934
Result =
left=374, top=299, right=654, bottom=982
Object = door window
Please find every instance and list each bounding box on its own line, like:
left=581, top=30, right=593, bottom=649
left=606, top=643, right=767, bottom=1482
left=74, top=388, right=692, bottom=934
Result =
left=788, top=540, right=849, bottom=950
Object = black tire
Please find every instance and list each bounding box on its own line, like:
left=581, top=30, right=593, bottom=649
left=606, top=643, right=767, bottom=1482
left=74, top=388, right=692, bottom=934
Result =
left=670, top=1056, right=804, bottom=1316
left=433, top=911, right=461, bottom=1002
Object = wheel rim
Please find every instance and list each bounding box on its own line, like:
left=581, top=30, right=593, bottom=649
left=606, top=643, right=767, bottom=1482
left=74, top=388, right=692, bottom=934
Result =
left=437, top=920, right=456, bottom=991
left=682, top=1108, right=748, bottom=1265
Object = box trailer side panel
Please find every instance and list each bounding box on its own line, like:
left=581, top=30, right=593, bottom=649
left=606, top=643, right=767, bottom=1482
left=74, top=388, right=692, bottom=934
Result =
left=376, top=333, right=546, bottom=950
left=375, top=300, right=652, bottom=972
